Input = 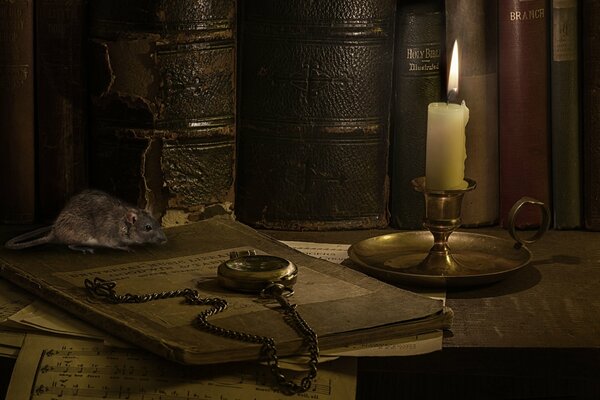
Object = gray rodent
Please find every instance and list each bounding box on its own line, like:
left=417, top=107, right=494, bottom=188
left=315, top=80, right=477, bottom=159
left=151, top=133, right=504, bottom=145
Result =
left=4, top=190, right=167, bottom=253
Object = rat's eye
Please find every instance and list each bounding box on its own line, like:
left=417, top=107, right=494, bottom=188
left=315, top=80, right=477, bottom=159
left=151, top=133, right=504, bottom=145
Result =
left=144, top=224, right=153, bottom=231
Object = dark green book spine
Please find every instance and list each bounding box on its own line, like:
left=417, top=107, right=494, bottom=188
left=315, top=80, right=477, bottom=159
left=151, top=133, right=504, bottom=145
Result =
left=551, top=0, right=581, bottom=229
left=88, top=0, right=237, bottom=225
left=390, top=0, right=444, bottom=229
left=236, top=0, right=396, bottom=230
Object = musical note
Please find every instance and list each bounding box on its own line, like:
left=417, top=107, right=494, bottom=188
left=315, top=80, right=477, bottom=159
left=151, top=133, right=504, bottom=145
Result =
left=15, top=335, right=353, bottom=400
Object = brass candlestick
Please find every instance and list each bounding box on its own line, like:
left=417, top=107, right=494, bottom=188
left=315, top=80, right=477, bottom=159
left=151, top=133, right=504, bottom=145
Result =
left=411, top=176, right=476, bottom=276
left=347, top=176, right=550, bottom=288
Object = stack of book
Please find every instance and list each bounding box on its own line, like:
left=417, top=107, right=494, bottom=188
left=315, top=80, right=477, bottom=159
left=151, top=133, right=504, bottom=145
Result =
left=1, top=0, right=598, bottom=231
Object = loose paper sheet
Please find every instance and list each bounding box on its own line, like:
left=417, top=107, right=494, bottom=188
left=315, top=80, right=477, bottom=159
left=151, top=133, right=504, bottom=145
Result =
left=7, top=334, right=357, bottom=400
left=0, top=278, right=34, bottom=322
left=0, top=330, right=24, bottom=358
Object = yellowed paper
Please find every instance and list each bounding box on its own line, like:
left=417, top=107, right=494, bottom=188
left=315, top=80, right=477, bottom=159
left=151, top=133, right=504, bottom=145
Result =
left=0, top=330, right=24, bottom=358
left=281, top=240, right=352, bottom=264
left=322, top=331, right=442, bottom=357
left=0, top=278, right=34, bottom=322
left=7, top=334, right=357, bottom=400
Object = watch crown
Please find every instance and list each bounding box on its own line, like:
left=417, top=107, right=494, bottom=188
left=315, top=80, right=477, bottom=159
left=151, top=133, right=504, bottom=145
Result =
left=229, top=249, right=257, bottom=259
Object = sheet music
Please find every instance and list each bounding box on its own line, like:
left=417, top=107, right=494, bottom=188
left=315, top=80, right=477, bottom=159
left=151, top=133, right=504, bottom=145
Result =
left=7, top=335, right=357, bottom=400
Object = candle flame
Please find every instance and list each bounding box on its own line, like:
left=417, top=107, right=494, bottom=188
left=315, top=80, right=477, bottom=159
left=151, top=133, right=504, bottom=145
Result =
left=448, top=40, right=459, bottom=99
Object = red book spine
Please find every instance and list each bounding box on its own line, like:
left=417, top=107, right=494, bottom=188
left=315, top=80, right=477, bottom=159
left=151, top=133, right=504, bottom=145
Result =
left=498, top=0, right=551, bottom=228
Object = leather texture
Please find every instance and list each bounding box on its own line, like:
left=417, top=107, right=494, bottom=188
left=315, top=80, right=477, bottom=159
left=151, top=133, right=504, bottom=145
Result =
left=88, top=0, right=236, bottom=222
left=498, top=0, right=551, bottom=229
left=390, top=0, right=444, bottom=230
left=236, top=0, right=396, bottom=230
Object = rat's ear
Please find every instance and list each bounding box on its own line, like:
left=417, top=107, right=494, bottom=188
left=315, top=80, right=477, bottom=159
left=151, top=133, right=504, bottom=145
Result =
left=126, top=211, right=138, bottom=225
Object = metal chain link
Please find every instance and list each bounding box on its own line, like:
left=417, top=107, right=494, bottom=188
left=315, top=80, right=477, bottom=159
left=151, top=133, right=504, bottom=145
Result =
left=84, top=277, right=318, bottom=395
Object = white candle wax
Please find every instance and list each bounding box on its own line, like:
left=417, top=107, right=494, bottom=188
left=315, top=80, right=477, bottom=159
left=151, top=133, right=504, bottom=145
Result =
left=425, top=100, right=469, bottom=190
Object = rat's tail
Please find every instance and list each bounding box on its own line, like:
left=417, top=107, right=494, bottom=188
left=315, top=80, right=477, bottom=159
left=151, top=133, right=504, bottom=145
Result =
left=4, top=226, right=54, bottom=250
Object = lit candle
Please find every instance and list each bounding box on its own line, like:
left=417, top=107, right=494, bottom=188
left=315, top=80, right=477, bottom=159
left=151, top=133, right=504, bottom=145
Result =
left=425, top=40, right=470, bottom=190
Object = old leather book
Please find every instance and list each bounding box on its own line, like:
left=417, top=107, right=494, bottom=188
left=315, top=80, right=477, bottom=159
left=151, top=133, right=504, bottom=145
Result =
left=445, top=0, right=499, bottom=227
left=583, top=0, right=600, bottom=230
left=551, top=0, right=581, bottom=229
left=0, top=216, right=451, bottom=364
left=498, top=0, right=551, bottom=228
left=36, top=0, right=87, bottom=221
left=236, top=0, right=395, bottom=230
left=0, top=0, right=35, bottom=224
left=390, top=0, right=445, bottom=230
left=88, top=0, right=236, bottom=225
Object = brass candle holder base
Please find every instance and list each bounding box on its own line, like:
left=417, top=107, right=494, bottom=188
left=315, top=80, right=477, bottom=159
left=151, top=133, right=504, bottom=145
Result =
left=348, top=177, right=550, bottom=288
left=411, top=176, right=476, bottom=276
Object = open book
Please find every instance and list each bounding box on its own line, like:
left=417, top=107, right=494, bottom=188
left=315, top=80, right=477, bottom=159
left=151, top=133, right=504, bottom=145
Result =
left=0, top=216, right=451, bottom=364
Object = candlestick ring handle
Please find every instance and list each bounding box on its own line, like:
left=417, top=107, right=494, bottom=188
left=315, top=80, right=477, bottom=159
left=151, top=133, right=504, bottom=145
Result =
left=507, top=197, right=550, bottom=248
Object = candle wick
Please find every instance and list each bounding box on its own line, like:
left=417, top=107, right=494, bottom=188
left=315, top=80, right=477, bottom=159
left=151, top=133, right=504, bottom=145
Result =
left=447, top=89, right=459, bottom=104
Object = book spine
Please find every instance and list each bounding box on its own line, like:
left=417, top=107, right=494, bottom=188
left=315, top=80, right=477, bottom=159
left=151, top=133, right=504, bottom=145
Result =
left=583, top=0, right=600, bottom=230
left=88, top=1, right=237, bottom=225
left=235, top=0, right=395, bottom=230
left=498, top=0, right=551, bottom=229
left=390, top=0, right=444, bottom=230
left=551, top=0, right=581, bottom=229
left=0, top=0, right=35, bottom=224
left=445, top=0, right=499, bottom=227
left=36, top=0, right=87, bottom=221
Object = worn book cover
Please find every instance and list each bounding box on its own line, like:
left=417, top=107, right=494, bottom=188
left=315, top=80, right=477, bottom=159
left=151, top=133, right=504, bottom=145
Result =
left=236, top=0, right=395, bottom=230
left=498, top=0, right=551, bottom=228
left=88, top=1, right=237, bottom=225
left=0, top=217, right=451, bottom=365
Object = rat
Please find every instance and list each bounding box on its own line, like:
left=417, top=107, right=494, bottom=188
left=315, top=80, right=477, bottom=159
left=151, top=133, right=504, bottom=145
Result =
left=4, top=190, right=167, bottom=253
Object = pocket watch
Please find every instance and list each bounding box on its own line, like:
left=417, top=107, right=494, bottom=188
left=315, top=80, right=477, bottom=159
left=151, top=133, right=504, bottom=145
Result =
left=217, top=250, right=298, bottom=293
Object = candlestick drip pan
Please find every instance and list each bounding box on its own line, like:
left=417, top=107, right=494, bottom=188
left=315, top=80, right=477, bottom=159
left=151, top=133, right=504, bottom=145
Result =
left=348, top=231, right=532, bottom=289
